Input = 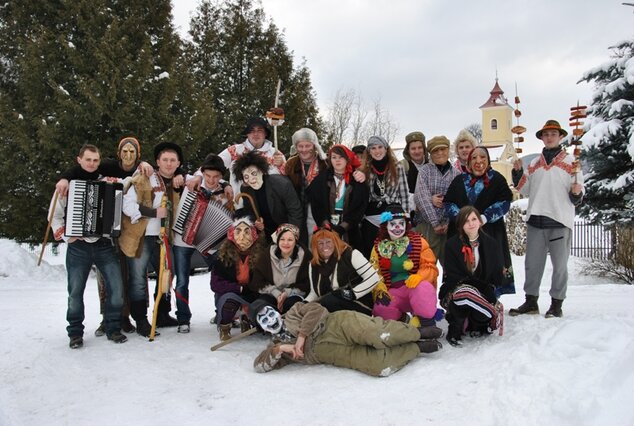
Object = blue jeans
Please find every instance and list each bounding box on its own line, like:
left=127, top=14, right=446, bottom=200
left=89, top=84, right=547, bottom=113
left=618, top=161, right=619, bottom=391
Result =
left=126, top=236, right=173, bottom=306
left=66, top=239, right=123, bottom=337
left=173, top=245, right=195, bottom=324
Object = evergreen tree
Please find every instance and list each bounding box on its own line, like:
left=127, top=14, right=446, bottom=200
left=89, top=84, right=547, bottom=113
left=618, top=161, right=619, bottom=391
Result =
left=185, top=0, right=322, bottom=161
left=0, top=1, right=212, bottom=241
left=578, top=37, right=634, bottom=225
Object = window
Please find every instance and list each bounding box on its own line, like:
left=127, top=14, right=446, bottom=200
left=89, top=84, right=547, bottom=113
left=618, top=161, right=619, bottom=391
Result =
left=491, top=119, right=498, bottom=130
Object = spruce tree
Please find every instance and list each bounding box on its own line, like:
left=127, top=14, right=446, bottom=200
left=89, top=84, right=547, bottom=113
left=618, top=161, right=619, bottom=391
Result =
left=579, top=37, right=634, bottom=225
left=186, top=0, right=322, bottom=161
left=0, top=1, right=211, bottom=241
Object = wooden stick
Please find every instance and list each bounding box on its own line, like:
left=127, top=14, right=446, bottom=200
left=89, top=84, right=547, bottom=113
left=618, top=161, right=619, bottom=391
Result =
left=235, top=192, right=261, bottom=220
left=273, top=79, right=281, bottom=150
left=150, top=195, right=169, bottom=341
left=38, top=191, right=59, bottom=267
left=210, top=327, right=258, bottom=351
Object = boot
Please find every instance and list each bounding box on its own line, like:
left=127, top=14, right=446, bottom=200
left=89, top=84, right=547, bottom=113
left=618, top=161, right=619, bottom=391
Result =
left=156, top=297, right=178, bottom=328
left=219, top=324, right=232, bottom=341
left=509, top=295, right=539, bottom=316
left=107, top=331, right=128, bottom=344
left=446, top=324, right=463, bottom=347
left=121, top=316, right=136, bottom=333
left=417, top=339, right=442, bottom=353
left=545, top=298, right=564, bottom=318
left=94, top=318, right=106, bottom=337
left=131, top=300, right=159, bottom=338
left=419, top=325, right=444, bottom=340
left=240, top=314, right=252, bottom=333
left=69, top=336, right=83, bottom=349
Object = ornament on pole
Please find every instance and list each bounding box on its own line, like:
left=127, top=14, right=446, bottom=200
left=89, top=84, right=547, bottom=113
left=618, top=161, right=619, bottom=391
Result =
left=510, top=82, right=525, bottom=154
left=569, top=101, right=587, bottom=182
left=265, top=79, right=284, bottom=150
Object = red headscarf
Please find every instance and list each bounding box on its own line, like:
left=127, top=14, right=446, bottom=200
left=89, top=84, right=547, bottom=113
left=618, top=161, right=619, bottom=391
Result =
left=328, top=144, right=361, bottom=183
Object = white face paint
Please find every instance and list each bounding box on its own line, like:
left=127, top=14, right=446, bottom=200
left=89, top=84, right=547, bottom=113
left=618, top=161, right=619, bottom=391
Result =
left=387, top=218, right=406, bottom=240
left=256, top=306, right=283, bottom=334
left=242, top=165, right=264, bottom=190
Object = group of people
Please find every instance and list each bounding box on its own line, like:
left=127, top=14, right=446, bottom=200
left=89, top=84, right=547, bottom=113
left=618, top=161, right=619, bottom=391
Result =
left=49, top=115, right=584, bottom=377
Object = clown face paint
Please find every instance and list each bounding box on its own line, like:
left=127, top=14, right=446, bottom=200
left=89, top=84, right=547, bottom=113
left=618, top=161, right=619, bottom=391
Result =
left=256, top=305, right=283, bottom=334
left=387, top=218, right=407, bottom=240
left=233, top=222, right=254, bottom=251
left=242, top=165, right=264, bottom=190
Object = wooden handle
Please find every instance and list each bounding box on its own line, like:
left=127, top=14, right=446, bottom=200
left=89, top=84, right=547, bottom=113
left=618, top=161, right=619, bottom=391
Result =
left=38, top=191, right=59, bottom=267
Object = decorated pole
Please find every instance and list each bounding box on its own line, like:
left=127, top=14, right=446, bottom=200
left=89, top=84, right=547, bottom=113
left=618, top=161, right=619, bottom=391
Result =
left=266, top=79, right=285, bottom=151
left=511, top=82, right=526, bottom=156
left=569, top=102, right=588, bottom=183
left=150, top=194, right=172, bottom=341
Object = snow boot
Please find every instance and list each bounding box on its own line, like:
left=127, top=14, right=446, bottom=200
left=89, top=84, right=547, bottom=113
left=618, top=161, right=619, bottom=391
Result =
left=545, top=298, right=564, bottom=318
left=156, top=297, right=178, bottom=328
left=69, top=336, right=83, bottom=349
left=419, top=325, right=444, bottom=340
left=219, top=324, right=232, bottom=341
left=509, top=295, right=539, bottom=316
left=94, top=319, right=106, bottom=337
left=131, top=300, right=158, bottom=338
left=417, top=339, right=442, bottom=353
left=120, top=316, right=136, bottom=334
left=107, top=331, right=128, bottom=344
left=177, top=323, right=190, bottom=334
left=446, top=324, right=463, bottom=347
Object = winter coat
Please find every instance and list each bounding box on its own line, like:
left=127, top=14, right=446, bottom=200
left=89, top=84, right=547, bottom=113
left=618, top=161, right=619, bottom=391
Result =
left=248, top=245, right=310, bottom=298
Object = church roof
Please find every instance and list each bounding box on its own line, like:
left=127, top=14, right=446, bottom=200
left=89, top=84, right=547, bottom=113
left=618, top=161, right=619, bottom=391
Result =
left=479, top=79, right=510, bottom=108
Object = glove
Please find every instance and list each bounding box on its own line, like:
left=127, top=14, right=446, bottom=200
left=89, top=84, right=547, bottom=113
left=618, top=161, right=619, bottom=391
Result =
left=334, top=287, right=355, bottom=301
left=372, top=282, right=391, bottom=306
left=405, top=273, right=423, bottom=289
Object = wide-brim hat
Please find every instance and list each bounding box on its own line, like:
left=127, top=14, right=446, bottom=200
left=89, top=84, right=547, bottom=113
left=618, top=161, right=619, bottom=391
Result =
left=536, top=120, right=568, bottom=138
left=153, top=142, right=183, bottom=163
left=241, top=117, right=272, bottom=140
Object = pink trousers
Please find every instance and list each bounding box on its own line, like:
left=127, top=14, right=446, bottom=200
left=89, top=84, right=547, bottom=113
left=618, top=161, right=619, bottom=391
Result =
left=373, top=281, right=437, bottom=320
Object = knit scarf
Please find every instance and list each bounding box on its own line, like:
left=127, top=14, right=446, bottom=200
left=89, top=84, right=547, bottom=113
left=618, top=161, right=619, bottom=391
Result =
left=313, top=256, right=338, bottom=296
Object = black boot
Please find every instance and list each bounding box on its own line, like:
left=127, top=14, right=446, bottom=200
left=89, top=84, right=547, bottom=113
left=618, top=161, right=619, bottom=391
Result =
left=419, top=326, right=443, bottom=340
left=121, top=315, right=136, bottom=334
left=131, top=300, right=158, bottom=338
left=156, top=297, right=178, bottom=328
left=417, top=339, right=442, bottom=353
left=446, top=324, right=463, bottom=347
left=545, top=298, right=564, bottom=318
left=509, top=295, right=539, bottom=316
left=94, top=317, right=106, bottom=337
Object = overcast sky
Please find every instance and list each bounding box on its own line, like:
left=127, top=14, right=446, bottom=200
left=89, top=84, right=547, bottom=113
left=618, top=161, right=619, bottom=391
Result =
left=172, top=0, right=633, bottom=154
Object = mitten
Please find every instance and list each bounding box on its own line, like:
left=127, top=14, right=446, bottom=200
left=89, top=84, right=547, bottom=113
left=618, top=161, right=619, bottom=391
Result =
left=334, top=287, right=355, bottom=301
left=372, top=281, right=391, bottom=306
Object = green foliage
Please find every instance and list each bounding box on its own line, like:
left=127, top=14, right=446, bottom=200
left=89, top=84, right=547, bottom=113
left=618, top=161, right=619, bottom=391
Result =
left=578, top=37, right=634, bottom=225
left=0, top=0, right=212, bottom=241
left=185, top=0, right=322, bottom=162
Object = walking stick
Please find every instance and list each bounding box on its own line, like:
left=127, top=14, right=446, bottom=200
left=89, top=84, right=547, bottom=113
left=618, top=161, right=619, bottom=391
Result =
left=235, top=192, right=261, bottom=220
left=150, top=195, right=171, bottom=341
left=210, top=327, right=258, bottom=351
left=38, top=191, right=59, bottom=266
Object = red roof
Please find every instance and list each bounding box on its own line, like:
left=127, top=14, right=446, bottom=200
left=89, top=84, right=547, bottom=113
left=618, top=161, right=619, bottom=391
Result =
left=480, top=80, right=509, bottom=108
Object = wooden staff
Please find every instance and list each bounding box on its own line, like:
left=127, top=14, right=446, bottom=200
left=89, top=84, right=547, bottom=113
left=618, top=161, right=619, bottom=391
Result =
left=210, top=327, right=258, bottom=351
left=273, top=79, right=281, bottom=150
left=150, top=195, right=171, bottom=341
left=38, top=191, right=59, bottom=267
left=235, top=192, right=261, bottom=220
left=569, top=102, right=588, bottom=184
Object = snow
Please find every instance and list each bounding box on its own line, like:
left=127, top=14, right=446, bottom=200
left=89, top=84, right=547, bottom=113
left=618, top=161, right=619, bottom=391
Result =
left=1, top=240, right=633, bottom=426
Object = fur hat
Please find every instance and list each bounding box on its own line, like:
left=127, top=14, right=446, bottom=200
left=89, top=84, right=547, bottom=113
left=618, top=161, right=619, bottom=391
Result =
left=289, top=128, right=326, bottom=160
left=427, top=136, right=450, bottom=153
left=404, top=131, right=426, bottom=161
left=241, top=117, right=271, bottom=139
left=153, top=142, right=183, bottom=163
left=118, top=137, right=141, bottom=160
left=200, top=154, right=227, bottom=176
left=536, top=120, right=568, bottom=138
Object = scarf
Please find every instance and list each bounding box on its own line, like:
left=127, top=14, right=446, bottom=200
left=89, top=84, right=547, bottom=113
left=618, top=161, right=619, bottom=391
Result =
left=313, top=256, right=338, bottom=297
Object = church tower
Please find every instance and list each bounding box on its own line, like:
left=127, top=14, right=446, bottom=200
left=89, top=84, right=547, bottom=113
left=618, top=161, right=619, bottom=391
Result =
left=480, top=78, right=518, bottom=185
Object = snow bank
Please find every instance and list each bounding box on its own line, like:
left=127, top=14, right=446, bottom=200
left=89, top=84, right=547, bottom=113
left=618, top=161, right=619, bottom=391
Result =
left=0, top=240, right=65, bottom=282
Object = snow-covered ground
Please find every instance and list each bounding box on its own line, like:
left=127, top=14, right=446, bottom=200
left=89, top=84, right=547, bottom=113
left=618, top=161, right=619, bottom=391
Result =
left=0, top=239, right=632, bottom=426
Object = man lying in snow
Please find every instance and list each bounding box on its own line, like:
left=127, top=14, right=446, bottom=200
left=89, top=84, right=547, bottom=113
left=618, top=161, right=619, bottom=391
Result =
left=252, top=300, right=442, bottom=377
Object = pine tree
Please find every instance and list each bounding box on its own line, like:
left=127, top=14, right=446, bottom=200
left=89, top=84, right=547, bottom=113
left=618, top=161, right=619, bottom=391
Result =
left=185, top=0, right=322, bottom=162
left=578, top=37, right=634, bottom=225
left=0, top=1, right=211, bottom=241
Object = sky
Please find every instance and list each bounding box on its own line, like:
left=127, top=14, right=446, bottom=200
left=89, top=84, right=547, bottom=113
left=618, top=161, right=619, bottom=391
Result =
left=171, top=0, right=634, bottom=154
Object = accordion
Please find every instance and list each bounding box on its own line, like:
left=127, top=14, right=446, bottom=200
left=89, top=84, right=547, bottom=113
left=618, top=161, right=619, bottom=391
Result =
left=65, top=180, right=123, bottom=238
left=173, top=187, right=233, bottom=253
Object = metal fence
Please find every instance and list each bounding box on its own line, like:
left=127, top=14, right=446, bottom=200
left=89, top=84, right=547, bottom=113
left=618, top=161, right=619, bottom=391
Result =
left=571, top=220, right=613, bottom=260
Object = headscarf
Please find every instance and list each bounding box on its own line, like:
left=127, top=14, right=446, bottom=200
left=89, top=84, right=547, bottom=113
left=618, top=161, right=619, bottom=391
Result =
left=328, top=144, right=361, bottom=183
